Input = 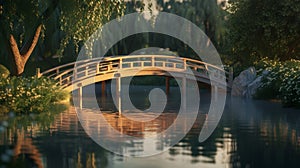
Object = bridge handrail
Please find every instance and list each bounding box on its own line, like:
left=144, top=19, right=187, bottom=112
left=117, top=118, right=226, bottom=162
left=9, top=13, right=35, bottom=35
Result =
left=41, top=55, right=225, bottom=75
left=39, top=55, right=233, bottom=89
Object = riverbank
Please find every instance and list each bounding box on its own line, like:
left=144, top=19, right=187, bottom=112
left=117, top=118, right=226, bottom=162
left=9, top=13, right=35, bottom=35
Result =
left=231, top=59, right=300, bottom=108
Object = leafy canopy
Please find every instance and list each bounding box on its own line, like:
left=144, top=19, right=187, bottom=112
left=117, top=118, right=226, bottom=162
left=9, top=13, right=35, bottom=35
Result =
left=227, top=0, right=300, bottom=65
left=0, top=0, right=126, bottom=61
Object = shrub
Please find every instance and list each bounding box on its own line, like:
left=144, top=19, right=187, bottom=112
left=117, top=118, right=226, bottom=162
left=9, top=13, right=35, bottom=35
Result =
left=255, top=59, right=300, bottom=107
left=0, top=76, right=70, bottom=113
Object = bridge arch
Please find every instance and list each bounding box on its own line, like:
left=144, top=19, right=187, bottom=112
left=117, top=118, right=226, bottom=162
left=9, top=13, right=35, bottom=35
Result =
left=39, top=55, right=232, bottom=92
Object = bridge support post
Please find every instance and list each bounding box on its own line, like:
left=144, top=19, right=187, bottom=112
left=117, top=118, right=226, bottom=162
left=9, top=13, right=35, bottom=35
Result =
left=165, top=76, right=170, bottom=95
left=78, top=84, right=82, bottom=109
left=182, top=76, right=186, bottom=111
left=213, top=85, right=218, bottom=102
left=101, top=81, right=106, bottom=97
left=116, top=76, right=122, bottom=115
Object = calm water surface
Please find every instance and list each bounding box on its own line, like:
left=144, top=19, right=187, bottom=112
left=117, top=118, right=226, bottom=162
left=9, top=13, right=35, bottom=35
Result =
left=1, top=86, right=300, bottom=168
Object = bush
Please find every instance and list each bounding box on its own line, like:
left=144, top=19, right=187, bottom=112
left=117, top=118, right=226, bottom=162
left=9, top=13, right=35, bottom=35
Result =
left=0, top=64, right=10, bottom=79
left=0, top=76, right=70, bottom=113
left=255, top=59, right=300, bottom=107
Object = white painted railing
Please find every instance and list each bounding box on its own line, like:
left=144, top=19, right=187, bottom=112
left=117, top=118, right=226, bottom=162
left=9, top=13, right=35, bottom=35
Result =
left=39, top=55, right=233, bottom=89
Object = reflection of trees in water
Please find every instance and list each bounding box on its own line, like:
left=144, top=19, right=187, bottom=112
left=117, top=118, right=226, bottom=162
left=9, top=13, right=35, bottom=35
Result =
left=3, top=102, right=208, bottom=167
left=31, top=107, right=110, bottom=168
left=0, top=104, right=68, bottom=168
left=229, top=98, right=300, bottom=168
left=13, top=130, right=43, bottom=168
left=168, top=113, right=224, bottom=163
left=166, top=99, right=300, bottom=166
left=3, top=97, right=300, bottom=167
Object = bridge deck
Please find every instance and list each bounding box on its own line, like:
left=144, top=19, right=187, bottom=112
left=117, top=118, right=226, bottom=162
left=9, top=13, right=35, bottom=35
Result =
left=39, top=55, right=233, bottom=92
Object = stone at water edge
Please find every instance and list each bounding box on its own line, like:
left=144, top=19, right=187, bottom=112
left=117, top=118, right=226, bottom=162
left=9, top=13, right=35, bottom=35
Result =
left=231, top=67, right=256, bottom=97
left=262, top=70, right=270, bottom=76
left=244, top=76, right=263, bottom=98
left=243, top=69, right=269, bottom=98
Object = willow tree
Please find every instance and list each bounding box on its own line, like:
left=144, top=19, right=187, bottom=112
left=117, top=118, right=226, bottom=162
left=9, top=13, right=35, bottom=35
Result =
left=0, top=0, right=125, bottom=76
left=157, top=0, right=227, bottom=49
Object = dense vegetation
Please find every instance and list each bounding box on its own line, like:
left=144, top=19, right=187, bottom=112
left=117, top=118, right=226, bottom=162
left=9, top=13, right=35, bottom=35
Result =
left=255, top=59, right=300, bottom=107
left=225, top=0, right=299, bottom=107
left=0, top=75, right=69, bottom=113
left=226, top=0, right=299, bottom=66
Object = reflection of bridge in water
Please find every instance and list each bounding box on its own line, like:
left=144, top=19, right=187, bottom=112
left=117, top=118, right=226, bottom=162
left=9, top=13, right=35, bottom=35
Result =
left=78, top=109, right=206, bottom=138
left=77, top=107, right=207, bottom=156
left=1, top=106, right=204, bottom=166
left=39, top=55, right=233, bottom=112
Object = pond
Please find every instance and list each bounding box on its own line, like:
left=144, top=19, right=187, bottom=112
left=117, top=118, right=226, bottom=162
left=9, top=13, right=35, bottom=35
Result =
left=1, top=85, right=300, bottom=168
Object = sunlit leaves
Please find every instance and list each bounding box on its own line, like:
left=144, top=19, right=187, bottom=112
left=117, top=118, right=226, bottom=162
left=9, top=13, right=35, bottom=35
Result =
left=0, top=76, right=69, bottom=113
left=58, top=0, right=126, bottom=56
left=255, top=59, right=300, bottom=107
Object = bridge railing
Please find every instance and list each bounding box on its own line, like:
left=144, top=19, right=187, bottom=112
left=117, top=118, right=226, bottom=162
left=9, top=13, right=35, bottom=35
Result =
left=39, top=55, right=233, bottom=89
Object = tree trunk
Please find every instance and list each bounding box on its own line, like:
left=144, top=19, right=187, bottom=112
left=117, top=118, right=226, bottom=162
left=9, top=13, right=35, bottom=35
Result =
left=10, top=25, right=42, bottom=76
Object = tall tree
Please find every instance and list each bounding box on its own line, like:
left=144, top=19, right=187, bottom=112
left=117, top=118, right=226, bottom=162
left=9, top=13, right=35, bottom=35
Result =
left=227, top=0, right=300, bottom=65
left=157, top=0, right=227, bottom=49
left=0, top=0, right=125, bottom=75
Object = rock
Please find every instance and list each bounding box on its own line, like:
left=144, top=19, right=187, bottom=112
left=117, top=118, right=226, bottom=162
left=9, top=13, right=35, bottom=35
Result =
left=231, top=67, right=256, bottom=96
left=262, top=70, right=269, bottom=76
left=244, top=76, right=263, bottom=98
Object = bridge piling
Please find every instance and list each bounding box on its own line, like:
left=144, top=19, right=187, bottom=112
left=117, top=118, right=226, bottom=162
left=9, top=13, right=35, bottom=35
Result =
left=115, top=75, right=122, bottom=115
left=101, top=81, right=106, bottom=97
left=182, top=76, right=186, bottom=111
left=213, top=85, right=218, bottom=102
left=165, top=77, right=170, bottom=95
left=78, top=84, right=82, bottom=109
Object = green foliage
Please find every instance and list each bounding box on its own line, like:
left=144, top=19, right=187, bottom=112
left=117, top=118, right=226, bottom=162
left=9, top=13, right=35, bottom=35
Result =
left=0, top=64, right=10, bottom=78
left=0, top=76, right=70, bottom=113
left=226, top=0, right=300, bottom=66
left=0, top=0, right=126, bottom=71
left=108, top=0, right=227, bottom=59
left=255, top=59, right=300, bottom=107
left=157, top=0, right=227, bottom=50
left=59, top=0, right=126, bottom=56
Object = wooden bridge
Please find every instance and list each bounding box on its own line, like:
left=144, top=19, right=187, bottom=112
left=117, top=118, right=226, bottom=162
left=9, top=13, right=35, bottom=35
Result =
left=39, top=55, right=232, bottom=90
left=38, top=55, right=233, bottom=112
